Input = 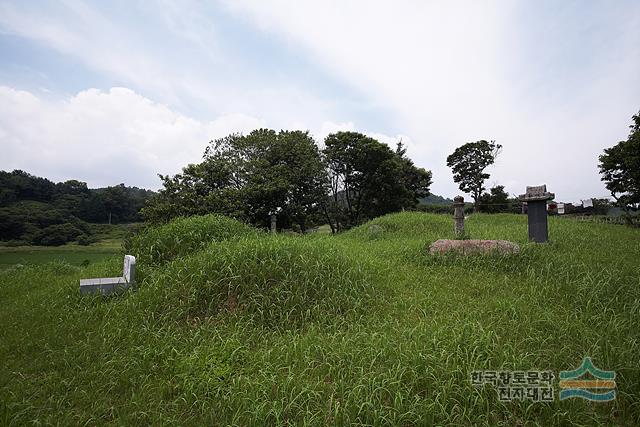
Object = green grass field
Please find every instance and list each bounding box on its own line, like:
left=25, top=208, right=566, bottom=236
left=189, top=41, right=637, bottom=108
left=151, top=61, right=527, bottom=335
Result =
left=1, top=213, right=639, bottom=425
left=0, top=223, right=134, bottom=270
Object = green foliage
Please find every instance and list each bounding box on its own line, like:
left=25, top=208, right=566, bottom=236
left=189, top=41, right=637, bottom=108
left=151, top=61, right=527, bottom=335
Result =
left=478, top=185, right=513, bottom=213
left=0, top=201, right=92, bottom=246
left=144, top=129, right=328, bottom=231
left=1, top=213, right=640, bottom=424
left=146, top=130, right=431, bottom=233
left=446, top=140, right=502, bottom=209
left=322, top=132, right=432, bottom=231
left=0, top=170, right=153, bottom=224
left=33, top=223, right=85, bottom=246
left=76, top=234, right=96, bottom=246
left=124, top=214, right=257, bottom=266
left=419, top=193, right=453, bottom=205
left=0, top=170, right=154, bottom=246
left=0, top=170, right=56, bottom=204
left=80, top=183, right=154, bottom=223
left=598, top=111, right=640, bottom=221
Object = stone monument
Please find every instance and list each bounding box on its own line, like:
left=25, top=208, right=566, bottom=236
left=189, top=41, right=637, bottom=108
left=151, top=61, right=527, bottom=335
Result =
left=518, top=185, right=555, bottom=243
left=453, top=196, right=465, bottom=238
left=269, top=206, right=281, bottom=233
left=270, top=213, right=277, bottom=233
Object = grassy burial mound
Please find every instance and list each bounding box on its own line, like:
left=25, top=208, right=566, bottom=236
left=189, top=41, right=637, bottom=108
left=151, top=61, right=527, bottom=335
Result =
left=1, top=212, right=639, bottom=425
left=124, top=214, right=258, bottom=266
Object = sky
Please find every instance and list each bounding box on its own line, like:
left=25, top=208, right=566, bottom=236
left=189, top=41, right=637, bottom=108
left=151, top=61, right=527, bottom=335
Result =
left=1, top=0, right=639, bottom=202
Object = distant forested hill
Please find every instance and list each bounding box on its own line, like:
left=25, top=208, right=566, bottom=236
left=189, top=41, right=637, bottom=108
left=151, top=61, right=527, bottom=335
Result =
left=418, top=194, right=453, bottom=205
left=0, top=170, right=154, bottom=246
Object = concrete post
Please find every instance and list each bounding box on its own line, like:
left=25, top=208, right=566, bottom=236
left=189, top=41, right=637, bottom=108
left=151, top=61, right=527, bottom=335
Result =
left=453, top=196, right=465, bottom=238
left=518, top=185, right=555, bottom=243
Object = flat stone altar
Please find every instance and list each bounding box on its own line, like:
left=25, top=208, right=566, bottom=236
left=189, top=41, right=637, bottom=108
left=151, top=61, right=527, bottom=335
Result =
left=429, top=239, right=520, bottom=255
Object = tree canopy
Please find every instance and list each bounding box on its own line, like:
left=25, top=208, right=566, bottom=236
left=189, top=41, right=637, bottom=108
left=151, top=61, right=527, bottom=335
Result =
left=322, top=132, right=431, bottom=232
left=144, top=129, right=328, bottom=231
left=478, top=185, right=512, bottom=213
left=0, top=170, right=154, bottom=245
left=446, top=140, right=501, bottom=210
left=598, top=111, right=640, bottom=220
left=145, top=129, right=432, bottom=232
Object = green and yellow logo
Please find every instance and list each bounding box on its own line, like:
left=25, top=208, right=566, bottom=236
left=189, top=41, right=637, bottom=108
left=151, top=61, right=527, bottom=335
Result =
left=559, top=357, right=616, bottom=401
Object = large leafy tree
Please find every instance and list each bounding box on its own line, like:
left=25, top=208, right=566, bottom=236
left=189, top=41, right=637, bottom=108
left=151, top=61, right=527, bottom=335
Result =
left=446, top=140, right=502, bottom=211
left=144, top=129, right=328, bottom=231
left=598, top=111, right=640, bottom=222
left=322, top=132, right=431, bottom=232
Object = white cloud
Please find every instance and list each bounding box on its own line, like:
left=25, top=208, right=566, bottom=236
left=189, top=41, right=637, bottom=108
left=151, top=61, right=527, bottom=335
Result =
left=0, top=86, right=409, bottom=191
left=1, top=1, right=639, bottom=201
left=312, top=121, right=413, bottom=154
left=223, top=0, right=640, bottom=201
left=0, top=86, right=266, bottom=189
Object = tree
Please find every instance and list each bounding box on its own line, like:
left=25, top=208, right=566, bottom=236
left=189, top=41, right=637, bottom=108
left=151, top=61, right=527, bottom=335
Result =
left=271, top=130, right=328, bottom=232
left=322, top=132, right=431, bottom=232
left=598, top=111, right=640, bottom=223
left=446, top=140, right=502, bottom=211
left=478, top=185, right=510, bottom=213
left=143, top=160, right=244, bottom=223
left=144, top=129, right=328, bottom=231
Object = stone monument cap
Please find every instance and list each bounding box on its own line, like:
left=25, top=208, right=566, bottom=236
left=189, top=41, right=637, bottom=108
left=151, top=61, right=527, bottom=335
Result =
left=519, top=185, right=554, bottom=202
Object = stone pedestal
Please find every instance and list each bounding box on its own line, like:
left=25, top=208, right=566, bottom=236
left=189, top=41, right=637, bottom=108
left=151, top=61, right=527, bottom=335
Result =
left=453, top=196, right=465, bottom=238
left=519, top=185, right=554, bottom=243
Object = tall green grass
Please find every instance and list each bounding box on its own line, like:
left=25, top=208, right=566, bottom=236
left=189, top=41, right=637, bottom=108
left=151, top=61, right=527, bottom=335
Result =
left=137, top=234, right=382, bottom=328
left=1, top=212, right=639, bottom=425
left=124, top=214, right=256, bottom=266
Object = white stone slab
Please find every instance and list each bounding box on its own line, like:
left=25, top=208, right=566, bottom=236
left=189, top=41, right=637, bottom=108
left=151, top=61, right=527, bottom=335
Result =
left=79, top=255, right=136, bottom=296
left=123, top=255, right=136, bottom=283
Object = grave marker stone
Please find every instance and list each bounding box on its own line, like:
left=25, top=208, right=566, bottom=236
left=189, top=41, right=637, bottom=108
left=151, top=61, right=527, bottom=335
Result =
left=453, top=196, right=465, bottom=238
left=518, top=185, right=554, bottom=243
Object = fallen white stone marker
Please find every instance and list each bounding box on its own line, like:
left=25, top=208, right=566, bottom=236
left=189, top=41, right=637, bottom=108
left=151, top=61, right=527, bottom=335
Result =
left=80, top=255, right=136, bottom=295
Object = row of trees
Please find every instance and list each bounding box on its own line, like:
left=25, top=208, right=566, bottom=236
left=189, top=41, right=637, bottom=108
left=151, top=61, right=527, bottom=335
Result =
left=444, top=109, right=639, bottom=224
left=6, top=110, right=634, bottom=244
left=0, top=170, right=154, bottom=245
left=0, top=170, right=154, bottom=224
left=143, top=130, right=432, bottom=232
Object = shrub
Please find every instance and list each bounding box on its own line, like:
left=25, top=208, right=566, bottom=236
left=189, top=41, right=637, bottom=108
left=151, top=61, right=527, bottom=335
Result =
left=33, top=224, right=84, bottom=246
left=125, top=214, right=257, bottom=266
left=0, top=239, right=28, bottom=247
left=77, top=234, right=96, bottom=246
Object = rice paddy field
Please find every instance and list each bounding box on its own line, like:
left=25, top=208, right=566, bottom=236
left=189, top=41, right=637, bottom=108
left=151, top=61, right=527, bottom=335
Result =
left=1, top=212, right=639, bottom=425
left=0, top=223, right=133, bottom=270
